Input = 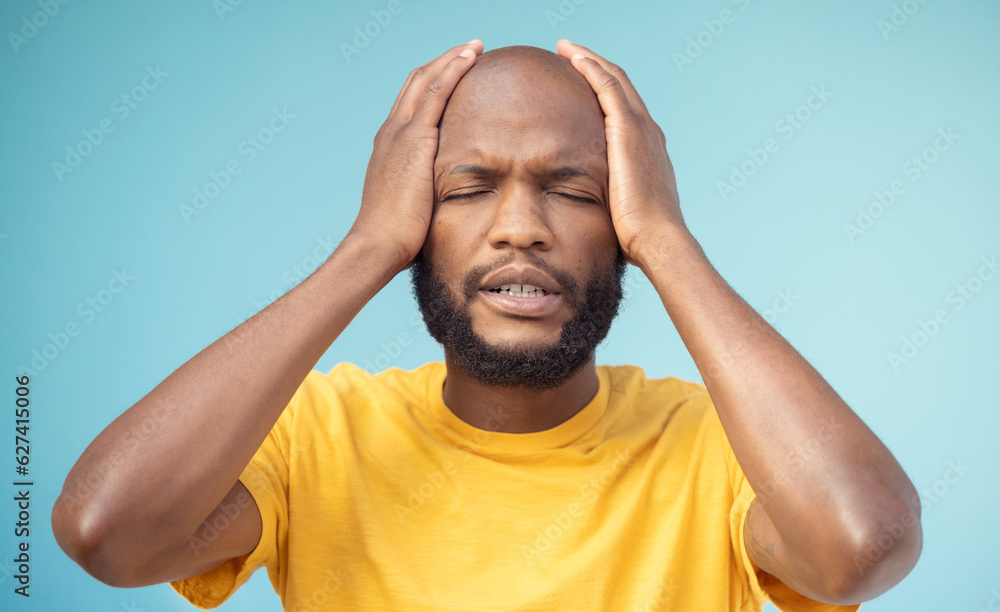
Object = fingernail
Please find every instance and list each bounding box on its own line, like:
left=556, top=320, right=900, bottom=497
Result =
left=460, top=48, right=475, bottom=58
left=571, top=52, right=585, bottom=60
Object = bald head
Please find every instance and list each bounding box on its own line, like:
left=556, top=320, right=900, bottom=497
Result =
left=464, top=45, right=594, bottom=96
left=435, top=44, right=607, bottom=197
left=440, top=45, right=601, bottom=130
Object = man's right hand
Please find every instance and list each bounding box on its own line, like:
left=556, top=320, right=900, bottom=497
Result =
left=51, top=39, right=486, bottom=590
left=349, top=39, right=483, bottom=274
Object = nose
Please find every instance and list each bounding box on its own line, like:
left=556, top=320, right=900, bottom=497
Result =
left=485, top=184, right=554, bottom=251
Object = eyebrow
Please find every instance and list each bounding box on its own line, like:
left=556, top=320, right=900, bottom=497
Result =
left=439, top=164, right=600, bottom=183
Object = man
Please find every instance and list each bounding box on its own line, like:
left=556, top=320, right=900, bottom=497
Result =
left=51, top=39, right=922, bottom=610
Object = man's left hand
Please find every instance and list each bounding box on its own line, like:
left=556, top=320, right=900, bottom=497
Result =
left=557, top=39, right=687, bottom=268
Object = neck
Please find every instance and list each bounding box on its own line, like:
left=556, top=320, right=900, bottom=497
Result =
left=441, top=352, right=599, bottom=433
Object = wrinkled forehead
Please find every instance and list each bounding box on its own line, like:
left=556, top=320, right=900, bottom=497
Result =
left=436, top=65, right=607, bottom=177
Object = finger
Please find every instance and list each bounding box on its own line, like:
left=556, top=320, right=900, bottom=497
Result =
left=557, top=39, right=650, bottom=117
left=407, top=48, right=479, bottom=129
left=390, top=39, right=483, bottom=119
left=389, top=39, right=482, bottom=117
left=566, top=52, right=638, bottom=128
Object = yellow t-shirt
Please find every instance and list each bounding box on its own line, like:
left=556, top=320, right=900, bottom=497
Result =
left=170, top=362, right=861, bottom=611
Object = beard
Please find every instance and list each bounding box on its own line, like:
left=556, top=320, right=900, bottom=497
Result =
left=410, top=249, right=627, bottom=392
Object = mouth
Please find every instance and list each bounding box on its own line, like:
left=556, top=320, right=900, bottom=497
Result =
left=487, top=283, right=550, bottom=298
left=478, top=282, right=562, bottom=317
left=474, top=264, right=567, bottom=317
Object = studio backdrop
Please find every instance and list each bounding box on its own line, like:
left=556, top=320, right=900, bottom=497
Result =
left=1, top=1, right=998, bottom=610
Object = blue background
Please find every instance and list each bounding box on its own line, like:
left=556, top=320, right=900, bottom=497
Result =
left=2, top=1, right=998, bottom=610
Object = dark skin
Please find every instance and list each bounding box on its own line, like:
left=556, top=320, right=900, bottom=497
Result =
left=552, top=40, right=922, bottom=603
left=427, top=55, right=615, bottom=432
left=50, top=39, right=921, bottom=605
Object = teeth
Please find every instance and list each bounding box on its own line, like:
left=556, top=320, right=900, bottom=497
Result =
left=489, top=283, right=548, bottom=297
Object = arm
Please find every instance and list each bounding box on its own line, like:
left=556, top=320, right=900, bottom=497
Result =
left=558, top=39, right=921, bottom=604
left=51, top=39, right=484, bottom=588
left=636, top=229, right=920, bottom=603
left=51, top=235, right=397, bottom=587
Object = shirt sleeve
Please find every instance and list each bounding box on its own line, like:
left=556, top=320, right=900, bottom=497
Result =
left=168, top=398, right=293, bottom=609
left=712, top=404, right=863, bottom=612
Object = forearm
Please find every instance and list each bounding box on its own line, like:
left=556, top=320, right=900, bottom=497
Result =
left=52, top=231, right=398, bottom=563
left=635, top=226, right=920, bottom=570
left=557, top=38, right=919, bottom=600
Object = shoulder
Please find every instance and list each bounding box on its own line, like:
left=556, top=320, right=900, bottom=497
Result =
left=600, top=364, right=713, bottom=410
left=325, top=360, right=443, bottom=392
left=291, top=361, right=445, bottom=412
left=598, top=364, right=723, bottom=439
left=270, top=362, right=445, bottom=448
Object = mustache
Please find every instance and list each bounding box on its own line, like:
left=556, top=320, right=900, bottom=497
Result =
left=460, top=251, right=581, bottom=306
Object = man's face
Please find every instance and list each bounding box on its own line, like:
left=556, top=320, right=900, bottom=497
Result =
left=412, top=56, right=625, bottom=390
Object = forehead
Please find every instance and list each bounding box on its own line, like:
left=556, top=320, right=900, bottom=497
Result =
left=435, top=73, right=607, bottom=178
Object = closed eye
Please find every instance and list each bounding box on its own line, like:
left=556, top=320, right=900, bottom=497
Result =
left=442, top=191, right=599, bottom=204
